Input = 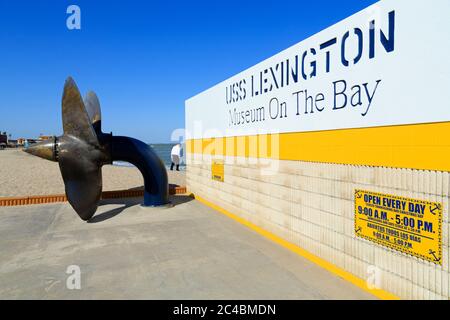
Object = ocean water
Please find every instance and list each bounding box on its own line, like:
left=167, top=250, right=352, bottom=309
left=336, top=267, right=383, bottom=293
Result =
left=113, top=143, right=186, bottom=170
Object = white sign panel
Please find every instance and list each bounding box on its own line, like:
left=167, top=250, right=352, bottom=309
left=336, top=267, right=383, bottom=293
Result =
left=185, top=0, right=450, bottom=139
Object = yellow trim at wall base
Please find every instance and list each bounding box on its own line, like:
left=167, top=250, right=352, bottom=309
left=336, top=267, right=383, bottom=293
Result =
left=186, top=122, right=450, bottom=172
left=193, top=194, right=399, bottom=300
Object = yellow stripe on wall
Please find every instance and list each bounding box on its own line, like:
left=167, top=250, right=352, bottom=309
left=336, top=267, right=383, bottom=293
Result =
left=186, top=122, right=450, bottom=172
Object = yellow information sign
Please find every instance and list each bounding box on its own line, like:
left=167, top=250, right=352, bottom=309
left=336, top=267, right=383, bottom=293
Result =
left=211, top=159, right=224, bottom=182
left=354, top=190, right=442, bottom=265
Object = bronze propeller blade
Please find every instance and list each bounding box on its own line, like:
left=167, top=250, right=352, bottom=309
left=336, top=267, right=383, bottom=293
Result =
left=62, top=78, right=100, bottom=147
left=58, top=135, right=103, bottom=220
left=84, top=91, right=102, bottom=133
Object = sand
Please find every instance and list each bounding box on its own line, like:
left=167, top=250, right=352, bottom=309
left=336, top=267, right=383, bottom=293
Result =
left=0, top=149, right=185, bottom=197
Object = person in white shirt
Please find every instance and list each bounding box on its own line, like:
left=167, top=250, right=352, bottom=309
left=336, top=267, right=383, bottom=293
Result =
left=170, top=143, right=182, bottom=171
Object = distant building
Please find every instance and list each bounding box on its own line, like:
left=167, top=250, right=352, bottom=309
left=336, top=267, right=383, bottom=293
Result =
left=0, top=132, right=7, bottom=149
left=38, top=135, right=53, bottom=141
left=7, top=139, right=18, bottom=148
left=0, top=133, right=50, bottom=149
left=0, top=132, right=7, bottom=144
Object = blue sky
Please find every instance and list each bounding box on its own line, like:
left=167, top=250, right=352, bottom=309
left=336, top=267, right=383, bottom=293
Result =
left=0, top=0, right=377, bottom=143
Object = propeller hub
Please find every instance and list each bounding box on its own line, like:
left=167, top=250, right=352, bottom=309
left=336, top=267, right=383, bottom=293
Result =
left=24, top=137, right=57, bottom=162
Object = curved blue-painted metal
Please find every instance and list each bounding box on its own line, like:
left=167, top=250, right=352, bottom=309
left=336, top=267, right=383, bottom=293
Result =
left=111, top=136, right=169, bottom=206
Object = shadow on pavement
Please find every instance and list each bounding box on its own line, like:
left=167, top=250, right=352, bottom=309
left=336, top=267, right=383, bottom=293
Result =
left=88, top=194, right=194, bottom=223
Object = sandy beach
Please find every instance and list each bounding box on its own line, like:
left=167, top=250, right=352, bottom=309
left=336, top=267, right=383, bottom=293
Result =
left=0, top=149, right=185, bottom=197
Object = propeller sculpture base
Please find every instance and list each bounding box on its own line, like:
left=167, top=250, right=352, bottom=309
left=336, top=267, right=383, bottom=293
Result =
left=139, top=203, right=174, bottom=209
left=24, top=77, right=170, bottom=221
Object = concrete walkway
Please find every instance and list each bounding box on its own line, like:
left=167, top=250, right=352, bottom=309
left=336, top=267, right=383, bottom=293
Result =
left=0, top=195, right=374, bottom=299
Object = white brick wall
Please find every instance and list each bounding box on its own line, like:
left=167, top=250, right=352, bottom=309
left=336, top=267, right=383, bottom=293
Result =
left=186, top=153, right=450, bottom=300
